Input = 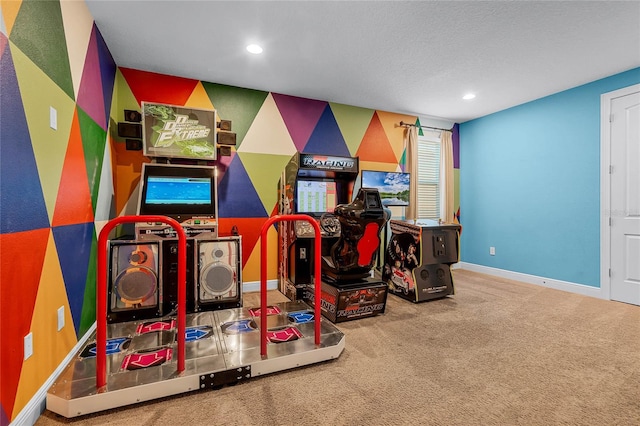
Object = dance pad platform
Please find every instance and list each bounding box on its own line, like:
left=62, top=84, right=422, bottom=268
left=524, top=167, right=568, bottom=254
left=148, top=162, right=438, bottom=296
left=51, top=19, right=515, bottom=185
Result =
left=47, top=301, right=345, bottom=417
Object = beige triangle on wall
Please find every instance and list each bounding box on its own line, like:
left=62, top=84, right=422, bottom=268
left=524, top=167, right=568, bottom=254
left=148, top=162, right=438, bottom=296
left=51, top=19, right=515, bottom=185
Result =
left=60, top=0, right=94, bottom=99
left=237, top=93, right=296, bottom=156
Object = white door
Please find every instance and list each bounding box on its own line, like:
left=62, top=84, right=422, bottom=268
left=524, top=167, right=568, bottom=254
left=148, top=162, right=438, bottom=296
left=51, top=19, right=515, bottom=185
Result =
left=609, top=89, right=640, bottom=305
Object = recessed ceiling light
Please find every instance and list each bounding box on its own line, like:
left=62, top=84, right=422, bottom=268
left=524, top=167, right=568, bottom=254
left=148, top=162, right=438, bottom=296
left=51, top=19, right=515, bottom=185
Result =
left=463, top=93, right=476, bottom=100
left=246, top=44, right=263, bottom=54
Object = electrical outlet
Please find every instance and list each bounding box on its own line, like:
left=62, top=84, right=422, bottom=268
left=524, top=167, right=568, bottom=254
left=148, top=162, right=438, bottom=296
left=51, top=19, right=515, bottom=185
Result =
left=489, top=246, right=496, bottom=256
left=24, top=333, right=33, bottom=360
left=57, top=306, right=65, bottom=331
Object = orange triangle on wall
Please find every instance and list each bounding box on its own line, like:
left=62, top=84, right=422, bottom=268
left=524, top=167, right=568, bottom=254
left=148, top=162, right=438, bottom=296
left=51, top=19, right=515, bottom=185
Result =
left=356, top=112, right=398, bottom=164
left=52, top=109, right=95, bottom=226
left=217, top=217, right=269, bottom=268
left=0, top=228, right=50, bottom=419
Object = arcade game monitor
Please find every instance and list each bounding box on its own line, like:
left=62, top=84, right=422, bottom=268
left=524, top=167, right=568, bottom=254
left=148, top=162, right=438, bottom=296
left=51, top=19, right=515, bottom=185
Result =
left=137, top=162, right=217, bottom=223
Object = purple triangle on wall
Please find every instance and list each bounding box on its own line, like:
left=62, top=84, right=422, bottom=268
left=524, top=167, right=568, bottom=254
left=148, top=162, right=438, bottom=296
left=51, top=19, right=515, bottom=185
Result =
left=76, top=26, right=107, bottom=130
left=272, top=93, right=327, bottom=152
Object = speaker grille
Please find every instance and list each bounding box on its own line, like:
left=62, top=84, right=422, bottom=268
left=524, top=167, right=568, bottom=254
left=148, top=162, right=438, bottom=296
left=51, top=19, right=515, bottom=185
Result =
left=197, top=237, right=241, bottom=307
left=115, top=267, right=157, bottom=304
left=201, top=262, right=235, bottom=296
left=108, top=241, right=160, bottom=322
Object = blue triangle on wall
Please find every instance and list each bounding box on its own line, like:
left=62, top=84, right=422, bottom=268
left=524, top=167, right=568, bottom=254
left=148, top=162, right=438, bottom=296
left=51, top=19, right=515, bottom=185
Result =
left=217, top=154, right=268, bottom=218
left=0, top=46, right=50, bottom=234
left=303, top=105, right=351, bottom=157
left=52, top=222, right=95, bottom=335
left=95, top=24, right=116, bottom=131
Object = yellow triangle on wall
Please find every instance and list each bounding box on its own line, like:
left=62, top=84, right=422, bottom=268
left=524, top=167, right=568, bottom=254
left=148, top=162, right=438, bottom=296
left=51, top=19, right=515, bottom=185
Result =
left=185, top=82, right=216, bottom=111
left=242, top=224, right=279, bottom=283
left=1, top=0, right=23, bottom=36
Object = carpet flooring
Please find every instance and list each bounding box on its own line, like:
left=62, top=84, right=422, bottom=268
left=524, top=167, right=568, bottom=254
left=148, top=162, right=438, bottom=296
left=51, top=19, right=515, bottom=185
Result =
left=36, top=269, right=640, bottom=425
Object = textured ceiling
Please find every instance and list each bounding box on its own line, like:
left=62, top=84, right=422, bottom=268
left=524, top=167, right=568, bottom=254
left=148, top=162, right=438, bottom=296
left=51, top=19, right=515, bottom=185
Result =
left=86, top=0, right=640, bottom=124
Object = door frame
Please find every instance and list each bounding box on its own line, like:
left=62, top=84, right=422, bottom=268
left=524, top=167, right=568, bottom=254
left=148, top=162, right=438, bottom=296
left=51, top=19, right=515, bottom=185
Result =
left=600, top=84, right=640, bottom=300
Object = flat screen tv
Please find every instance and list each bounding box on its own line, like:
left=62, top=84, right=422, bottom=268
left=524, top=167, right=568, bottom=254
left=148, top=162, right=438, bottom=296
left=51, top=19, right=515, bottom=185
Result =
left=137, top=163, right=217, bottom=221
left=361, top=170, right=410, bottom=207
left=296, top=179, right=338, bottom=215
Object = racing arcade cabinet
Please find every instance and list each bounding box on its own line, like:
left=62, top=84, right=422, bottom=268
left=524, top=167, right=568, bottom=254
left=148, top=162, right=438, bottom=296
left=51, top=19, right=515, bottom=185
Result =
left=311, top=188, right=389, bottom=323
left=278, top=153, right=359, bottom=301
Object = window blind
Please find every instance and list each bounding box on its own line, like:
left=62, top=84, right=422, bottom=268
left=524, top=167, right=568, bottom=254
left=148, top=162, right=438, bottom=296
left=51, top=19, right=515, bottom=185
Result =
left=417, top=135, right=440, bottom=219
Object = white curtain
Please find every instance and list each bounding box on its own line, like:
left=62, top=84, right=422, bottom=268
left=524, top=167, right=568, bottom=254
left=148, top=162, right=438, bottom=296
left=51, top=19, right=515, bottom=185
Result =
left=440, top=130, right=454, bottom=223
left=405, top=125, right=419, bottom=220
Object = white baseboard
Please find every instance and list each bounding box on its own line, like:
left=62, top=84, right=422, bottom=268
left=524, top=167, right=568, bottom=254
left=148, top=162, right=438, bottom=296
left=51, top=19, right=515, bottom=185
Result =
left=242, top=279, right=279, bottom=293
left=458, top=262, right=606, bottom=299
left=11, top=323, right=97, bottom=426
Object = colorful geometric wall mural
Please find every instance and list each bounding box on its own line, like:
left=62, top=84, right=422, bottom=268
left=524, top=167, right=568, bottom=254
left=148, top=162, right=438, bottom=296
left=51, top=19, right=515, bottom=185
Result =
left=113, top=67, right=418, bottom=284
left=0, top=1, right=115, bottom=422
left=0, top=1, right=458, bottom=423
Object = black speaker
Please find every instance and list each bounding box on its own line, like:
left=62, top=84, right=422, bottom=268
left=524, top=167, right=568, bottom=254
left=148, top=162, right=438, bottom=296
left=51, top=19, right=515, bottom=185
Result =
left=125, top=139, right=143, bottom=151
left=124, top=109, right=142, bottom=122
left=217, top=120, right=232, bottom=131
left=196, top=236, right=242, bottom=311
left=107, top=241, right=161, bottom=323
left=117, top=122, right=142, bottom=139
left=217, top=130, right=236, bottom=146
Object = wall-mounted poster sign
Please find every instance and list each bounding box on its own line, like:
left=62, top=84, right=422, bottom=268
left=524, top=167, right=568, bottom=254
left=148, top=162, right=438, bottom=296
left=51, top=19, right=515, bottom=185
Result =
left=142, top=102, right=217, bottom=160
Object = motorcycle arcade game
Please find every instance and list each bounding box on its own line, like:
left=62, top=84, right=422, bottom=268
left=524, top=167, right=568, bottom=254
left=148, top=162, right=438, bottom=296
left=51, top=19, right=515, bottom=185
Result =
left=278, top=153, right=388, bottom=323
left=46, top=162, right=344, bottom=418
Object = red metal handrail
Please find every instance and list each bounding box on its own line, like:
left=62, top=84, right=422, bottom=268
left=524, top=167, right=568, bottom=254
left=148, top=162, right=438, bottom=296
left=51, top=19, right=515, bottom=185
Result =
left=96, top=215, right=187, bottom=389
left=260, top=215, right=322, bottom=357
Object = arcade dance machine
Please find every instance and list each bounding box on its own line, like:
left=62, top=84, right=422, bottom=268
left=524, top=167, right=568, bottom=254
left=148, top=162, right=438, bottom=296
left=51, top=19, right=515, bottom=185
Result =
left=278, top=153, right=388, bottom=323
left=382, top=219, right=461, bottom=303
left=46, top=165, right=344, bottom=417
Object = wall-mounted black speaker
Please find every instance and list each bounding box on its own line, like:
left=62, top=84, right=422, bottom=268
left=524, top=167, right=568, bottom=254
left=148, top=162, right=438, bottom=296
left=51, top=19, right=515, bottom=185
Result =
left=217, top=131, right=236, bottom=146
left=124, top=110, right=142, bottom=122
left=126, top=139, right=143, bottom=151
left=196, top=236, right=242, bottom=311
left=107, top=241, right=162, bottom=323
left=118, top=122, right=142, bottom=139
left=217, top=120, right=232, bottom=131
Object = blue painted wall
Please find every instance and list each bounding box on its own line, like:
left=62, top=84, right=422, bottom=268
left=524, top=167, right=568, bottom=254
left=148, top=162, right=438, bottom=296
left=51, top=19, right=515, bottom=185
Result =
left=459, top=67, right=640, bottom=287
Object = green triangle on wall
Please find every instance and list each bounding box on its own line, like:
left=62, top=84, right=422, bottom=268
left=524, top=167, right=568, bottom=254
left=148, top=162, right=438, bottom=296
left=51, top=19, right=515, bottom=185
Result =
left=10, top=0, right=75, bottom=100
left=202, top=83, right=269, bottom=149
left=77, top=107, right=107, bottom=212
